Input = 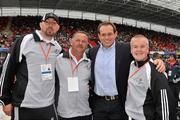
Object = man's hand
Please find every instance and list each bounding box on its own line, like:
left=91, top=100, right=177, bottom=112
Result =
left=153, top=59, right=166, bottom=73
left=3, top=104, right=12, bottom=116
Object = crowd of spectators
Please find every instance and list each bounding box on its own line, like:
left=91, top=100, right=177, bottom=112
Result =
left=0, top=16, right=179, bottom=52
left=0, top=17, right=9, bottom=32
left=0, top=17, right=11, bottom=48
left=116, top=24, right=179, bottom=52
left=0, top=32, right=12, bottom=48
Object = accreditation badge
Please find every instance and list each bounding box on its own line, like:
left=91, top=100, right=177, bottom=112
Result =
left=40, top=64, right=53, bottom=81
left=67, top=77, right=79, bottom=92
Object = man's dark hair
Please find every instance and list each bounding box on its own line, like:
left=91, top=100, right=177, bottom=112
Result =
left=72, top=31, right=90, bottom=39
left=97, top=21, right=117, bottom=34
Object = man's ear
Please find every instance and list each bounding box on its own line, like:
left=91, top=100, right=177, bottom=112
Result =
left=56, top=24, right=60, bottom=31
left=98, top=33, right=100, bottom=39
left=69, top=38, right=73, bottom=46
left=39, top=22, right=43, bottom=29
left=115, top=31, right=118, bottom=37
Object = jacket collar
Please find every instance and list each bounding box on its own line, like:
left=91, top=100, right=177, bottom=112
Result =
left=33, top=30, right=56, bottom=45
left=134, top=56, right=150, bottom=68
left=62, top=48, right=90, bottom=62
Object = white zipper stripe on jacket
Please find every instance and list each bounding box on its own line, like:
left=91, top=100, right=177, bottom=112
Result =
left=161, top=89, right=169, bottom=120
left=161, top=89, right=165, bottom=120
left=14, top=107, right=19, bottom=120
left=0, top=53, right=10, bottom=97
left=164, top=89, right=169, bottom=120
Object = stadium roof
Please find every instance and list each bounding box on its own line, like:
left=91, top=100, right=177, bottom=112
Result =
left=0, top=0, right=180, bottom=30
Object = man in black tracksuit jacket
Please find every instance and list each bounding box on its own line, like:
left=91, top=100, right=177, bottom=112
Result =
left=125, top=34, right=176, bottom=120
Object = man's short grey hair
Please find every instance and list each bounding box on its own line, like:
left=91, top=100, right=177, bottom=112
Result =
left=130, top=34, right=149, bottom=47
left=72, top=31, right=89, bottom=39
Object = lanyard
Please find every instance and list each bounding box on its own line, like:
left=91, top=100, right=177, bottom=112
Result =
left=69, top=58, right=79, bottom=77
left=39, top=42, right=52, bottom=63
left=128, top=62, right=147, bottom=79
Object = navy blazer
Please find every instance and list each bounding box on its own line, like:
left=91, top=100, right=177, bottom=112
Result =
left=89, top=41, right=133, bottom=116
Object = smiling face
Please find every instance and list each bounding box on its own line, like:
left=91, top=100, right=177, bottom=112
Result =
left=40, top=18, right=60, bottom=37
left=98, top=24, right=117, bottom=48
left=70, top=32, right=89, bottom=56
left=130, top=35, right=149, bottom=61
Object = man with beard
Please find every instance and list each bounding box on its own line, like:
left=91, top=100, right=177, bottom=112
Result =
left=0, top=12, right=62, bottom=120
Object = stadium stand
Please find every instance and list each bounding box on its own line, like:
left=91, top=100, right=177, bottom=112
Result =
left=0, top=16, right=179, bottom=52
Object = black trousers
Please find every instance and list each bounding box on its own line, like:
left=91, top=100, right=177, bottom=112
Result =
left=11, top=104, right=57, bottom=120
left=91, top=96, right=128, bottom=120
left=58, top=115, right=92, bottom=120
left=169, top=82, right=180, bottom=107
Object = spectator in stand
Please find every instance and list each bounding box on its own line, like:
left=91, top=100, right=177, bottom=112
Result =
left=0, top=12, right=62, bottom=120
left=166, top=54, right=180, bottom=114
left=152, top=52, right=161, bottom=60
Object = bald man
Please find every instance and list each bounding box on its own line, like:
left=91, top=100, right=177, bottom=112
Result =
left=125, top=34, right=176, bottom=120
